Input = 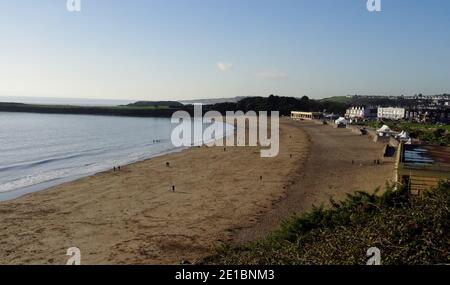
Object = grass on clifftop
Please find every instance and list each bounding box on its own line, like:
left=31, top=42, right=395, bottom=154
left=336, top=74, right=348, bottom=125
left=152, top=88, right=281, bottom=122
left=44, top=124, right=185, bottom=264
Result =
left=355, top=120, right=450, bottom=145
left=205, top=181, right=450, bottom=265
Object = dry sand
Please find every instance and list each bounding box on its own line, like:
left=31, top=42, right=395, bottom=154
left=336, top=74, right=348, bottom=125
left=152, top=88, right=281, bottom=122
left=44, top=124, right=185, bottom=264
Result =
left=233, top=120, right=396, bottom=243
left=0, top=119, right=394, bottom=264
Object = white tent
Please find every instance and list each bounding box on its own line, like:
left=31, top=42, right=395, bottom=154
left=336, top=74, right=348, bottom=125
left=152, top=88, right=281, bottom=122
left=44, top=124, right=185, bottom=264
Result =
left=335, top=117, right=348, bottom=125
left=397, top=131, right=410, bottom=140
left=376, top=125, right=398, bottom=137
left=377, top=125, right=392, bottom=133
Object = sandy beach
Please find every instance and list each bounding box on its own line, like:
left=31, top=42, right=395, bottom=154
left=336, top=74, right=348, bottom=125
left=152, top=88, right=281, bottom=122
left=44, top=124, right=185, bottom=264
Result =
left=0, top=119, right=394, bottom=264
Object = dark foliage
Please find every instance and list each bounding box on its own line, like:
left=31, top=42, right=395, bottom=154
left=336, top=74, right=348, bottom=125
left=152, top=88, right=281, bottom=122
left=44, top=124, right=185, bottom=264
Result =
left=205, top=181, right=450, bottom=265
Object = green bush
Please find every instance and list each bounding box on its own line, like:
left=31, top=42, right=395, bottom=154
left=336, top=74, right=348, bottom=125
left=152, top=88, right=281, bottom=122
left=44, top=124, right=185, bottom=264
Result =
left=205, top=181, right=450, bottom=265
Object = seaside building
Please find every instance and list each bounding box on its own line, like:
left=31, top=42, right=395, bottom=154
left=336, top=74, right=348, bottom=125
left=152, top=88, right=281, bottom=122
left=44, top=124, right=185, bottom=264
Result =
left=377, top=107, right=406, bottom=120
left=405, top=107, right=450, bottom=123
left=291, top=111, right=323, bottom=121
left=345, top=106, right=377, bottom=122
left=395, top=143, right=450, bottom=195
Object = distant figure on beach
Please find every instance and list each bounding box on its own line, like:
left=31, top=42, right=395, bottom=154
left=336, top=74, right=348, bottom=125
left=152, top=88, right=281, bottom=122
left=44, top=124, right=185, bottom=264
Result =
left=172, top=185, right=175, bottom=192
left=113, top=167, right=116, bottom=172
left=166, top=162, right=170, bottom=167
left=118, top=166, right=121, bottom=171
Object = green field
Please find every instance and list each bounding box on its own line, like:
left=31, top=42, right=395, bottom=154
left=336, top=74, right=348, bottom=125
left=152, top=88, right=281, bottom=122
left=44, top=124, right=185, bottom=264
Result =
left=0, top=102, right=183, bottom=118
left=26, top=104, right=171, bottom=110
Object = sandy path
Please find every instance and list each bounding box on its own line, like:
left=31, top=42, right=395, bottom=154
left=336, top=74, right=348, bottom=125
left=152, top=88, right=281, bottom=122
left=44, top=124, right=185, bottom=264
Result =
left=233, top=120, right=396, bottom=244
left=0, top=119, right=308, bottom=265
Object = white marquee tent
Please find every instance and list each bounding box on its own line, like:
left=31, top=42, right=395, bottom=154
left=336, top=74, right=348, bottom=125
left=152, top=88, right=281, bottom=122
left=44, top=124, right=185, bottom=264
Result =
left=335, top=117, right=348, bottom=125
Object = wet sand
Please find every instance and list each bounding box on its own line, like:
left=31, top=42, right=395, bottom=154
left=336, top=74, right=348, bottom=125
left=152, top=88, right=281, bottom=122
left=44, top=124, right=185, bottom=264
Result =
left=0, top=119, right=394, bottom=264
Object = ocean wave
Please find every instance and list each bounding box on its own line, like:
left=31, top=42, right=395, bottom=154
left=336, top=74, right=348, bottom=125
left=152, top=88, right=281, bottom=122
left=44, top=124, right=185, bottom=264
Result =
left=0, top=149, right=110, bottom=173
left=0, top=169, right=73, bottom=193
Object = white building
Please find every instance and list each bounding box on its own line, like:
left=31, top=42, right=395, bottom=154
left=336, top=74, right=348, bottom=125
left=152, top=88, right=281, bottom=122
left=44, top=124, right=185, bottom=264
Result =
left=291, top=111, right=323, bottom=121
left=377, top=107, right=406, bottom=120
left=345, top=106, right=377, bottom=121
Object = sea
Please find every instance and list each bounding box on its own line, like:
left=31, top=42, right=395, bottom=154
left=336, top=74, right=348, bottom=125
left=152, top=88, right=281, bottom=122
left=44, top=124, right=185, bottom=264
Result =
left=0, top=98, right=232, bottom=201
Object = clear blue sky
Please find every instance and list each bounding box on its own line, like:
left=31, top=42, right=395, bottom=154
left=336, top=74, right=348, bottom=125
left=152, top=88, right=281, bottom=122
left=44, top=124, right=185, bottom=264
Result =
left=1, top=0, right=449, bottom=101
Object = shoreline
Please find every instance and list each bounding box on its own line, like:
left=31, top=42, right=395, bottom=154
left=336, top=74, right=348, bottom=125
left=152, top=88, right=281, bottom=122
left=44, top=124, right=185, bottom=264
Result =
left=0, top=119, right=308, bottom=264
left=0, top=116, right=234, bottom=202
left=0, top=146, right=190, bottom=202
left=0, top=119, right=394, bottom=264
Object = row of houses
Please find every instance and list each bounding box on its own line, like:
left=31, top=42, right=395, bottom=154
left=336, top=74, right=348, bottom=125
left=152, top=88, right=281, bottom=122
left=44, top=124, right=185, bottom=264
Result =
left=345, top=106, right=450, bottom=123
left=345, top=94, right=450, bottom=105
left=345, top=106, right=405, bottom=121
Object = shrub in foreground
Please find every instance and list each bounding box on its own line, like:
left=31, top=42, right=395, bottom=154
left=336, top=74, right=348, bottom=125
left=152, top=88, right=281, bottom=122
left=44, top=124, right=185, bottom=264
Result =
left=205, top=181, right=450, bottom=265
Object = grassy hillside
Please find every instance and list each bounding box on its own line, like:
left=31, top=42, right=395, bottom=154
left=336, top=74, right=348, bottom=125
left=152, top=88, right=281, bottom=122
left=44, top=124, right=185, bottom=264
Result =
left=205, top=181, right=450, bottom=265
left=126, top=101, right=184, bottom=108
left=0, top=102, right=185, bottom=117
left=320, top=96, right=354, bottom=104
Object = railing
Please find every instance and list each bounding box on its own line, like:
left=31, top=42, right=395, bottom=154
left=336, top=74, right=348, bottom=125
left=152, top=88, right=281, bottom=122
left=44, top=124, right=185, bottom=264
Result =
left=401, top=163, right=450, bottom=173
